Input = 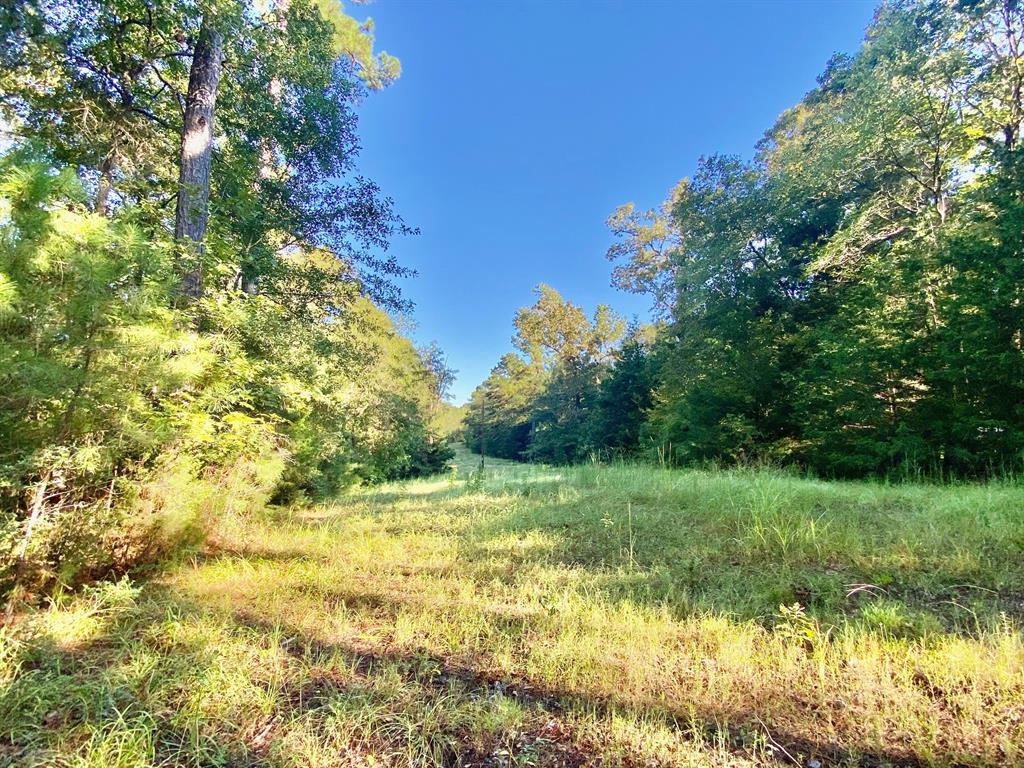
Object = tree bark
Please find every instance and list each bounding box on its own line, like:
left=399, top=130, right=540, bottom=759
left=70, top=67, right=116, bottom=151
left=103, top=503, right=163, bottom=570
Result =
left=95, top=151, right=116, bottom=216
left=176, top=24, right=224, bottom=299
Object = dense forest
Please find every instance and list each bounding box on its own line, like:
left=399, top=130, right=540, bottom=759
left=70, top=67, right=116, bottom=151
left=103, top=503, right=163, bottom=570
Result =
left=465, top=0, right=1024, bottom=479
left=0, top=0, right=456, bottom=595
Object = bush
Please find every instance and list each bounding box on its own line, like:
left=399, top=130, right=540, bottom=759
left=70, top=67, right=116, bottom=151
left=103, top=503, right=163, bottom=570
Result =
left=0, top=158, right=451, bottom=601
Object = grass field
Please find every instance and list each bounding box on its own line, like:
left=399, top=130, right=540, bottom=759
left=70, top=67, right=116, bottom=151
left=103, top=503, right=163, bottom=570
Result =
left=2, top=447, right=1024, bottom=767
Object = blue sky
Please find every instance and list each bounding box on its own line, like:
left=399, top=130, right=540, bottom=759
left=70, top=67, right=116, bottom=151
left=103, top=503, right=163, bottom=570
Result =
left=348, top=0, right=877, bottom=403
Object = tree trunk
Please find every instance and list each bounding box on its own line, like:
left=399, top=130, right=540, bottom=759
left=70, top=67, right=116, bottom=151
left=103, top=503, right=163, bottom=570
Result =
left=95, top=151, right=116, bottom=215
left=176, top=24, right=224, bottom=299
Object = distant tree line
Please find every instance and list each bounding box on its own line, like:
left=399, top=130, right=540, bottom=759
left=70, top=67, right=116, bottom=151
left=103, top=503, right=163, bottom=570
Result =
left=466, top=0, right=1024, bottom=479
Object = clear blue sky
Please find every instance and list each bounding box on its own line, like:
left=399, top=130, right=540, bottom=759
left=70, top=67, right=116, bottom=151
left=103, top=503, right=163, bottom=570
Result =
left=348, top=0, right=877, bottom=403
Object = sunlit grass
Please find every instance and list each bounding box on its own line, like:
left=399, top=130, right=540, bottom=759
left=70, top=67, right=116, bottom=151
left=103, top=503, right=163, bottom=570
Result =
left=2, top=447, right=1023, bottom=765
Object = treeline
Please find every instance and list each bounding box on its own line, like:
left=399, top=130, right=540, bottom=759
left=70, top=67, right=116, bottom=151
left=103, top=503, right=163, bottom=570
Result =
left=466, top=0, right=1024, bottom=479
left=463, top=285, right=648, bottom=465
left=0, top=0, right=452, bottom=595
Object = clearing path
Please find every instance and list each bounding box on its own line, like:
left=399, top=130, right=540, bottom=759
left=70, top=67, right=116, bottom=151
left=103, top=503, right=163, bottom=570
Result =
left=3, top=448, right=1023, bottom=766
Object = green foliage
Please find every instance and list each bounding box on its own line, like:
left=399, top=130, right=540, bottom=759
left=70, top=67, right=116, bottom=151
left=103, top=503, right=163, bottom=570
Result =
left=471, top=0, right=1024, bottom=479
left=464, top=285, right=631, bottom=464
left=585, top=330, right=655, bottom=457
left=0, top=0, right=453, bottom=597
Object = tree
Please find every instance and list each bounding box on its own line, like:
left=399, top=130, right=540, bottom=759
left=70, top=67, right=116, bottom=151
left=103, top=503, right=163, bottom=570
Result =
left=464, top=353, right=541, bottom=461
left=419, top=341, right=457, bottom=439
left=0, top=0, right=412, bottom=311
left=587, top=326, right=656, bottom=457
left=466, top=285, right=625, bottom=464
left=464, top=0, right=1024, bottom=478
left=605, top=183, right=685, bottom=320
left=0, top=0, right=451, bottom=593
left=176, top=22, right=223, bottom=297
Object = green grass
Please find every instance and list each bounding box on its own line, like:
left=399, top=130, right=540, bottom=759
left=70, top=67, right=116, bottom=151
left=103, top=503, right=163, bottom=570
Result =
left=2, top=446, right=1024, bottom=766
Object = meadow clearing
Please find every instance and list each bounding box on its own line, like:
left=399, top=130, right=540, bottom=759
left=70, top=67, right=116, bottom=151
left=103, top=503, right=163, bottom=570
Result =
left=2, top=448, right=1023, bottom=767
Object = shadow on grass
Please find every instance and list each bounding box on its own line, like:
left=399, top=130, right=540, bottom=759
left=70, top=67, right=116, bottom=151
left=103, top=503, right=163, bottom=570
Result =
left=346, top=485, right=462, bottom=507
left=1, top=585, right=585, bottom=768
left=173, top=547, right=946, bottom=768
left=450, top=477, right=1024, bottom=633
left=0, top=584, right=254, bottom=766
left=221, top=606, right=928, bottom=768
left=197, top=543, right=323, bottom=565
left=4, top=568, right=1000, bottom=768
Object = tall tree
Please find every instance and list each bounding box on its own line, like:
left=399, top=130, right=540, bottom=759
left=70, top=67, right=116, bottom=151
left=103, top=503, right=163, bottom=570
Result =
left=605, top=183, right=685, bottom=320
left=175, top=23, right=223, bottom=297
